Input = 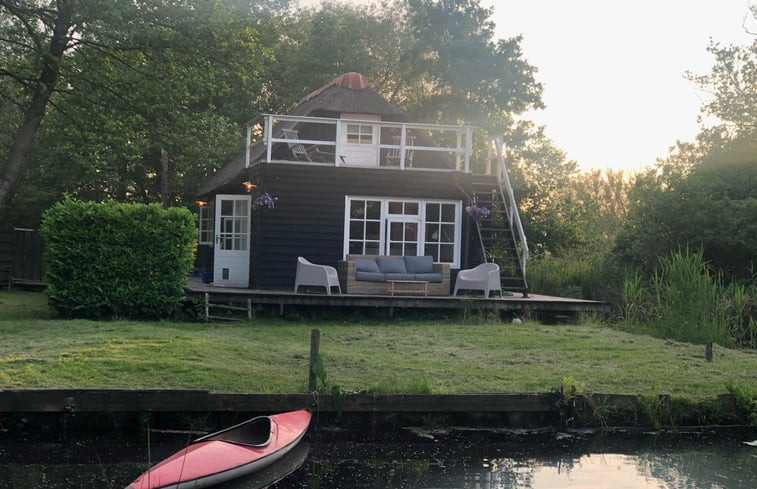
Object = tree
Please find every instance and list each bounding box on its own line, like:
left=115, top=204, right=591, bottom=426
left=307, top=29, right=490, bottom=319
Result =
left=267, top=0, right=544, bottom=131
left=687, top=38, right=757, bottom=138
left=0, top=0, right=78, bottom=223
left=616, top=23, right=757, bottom=280
left=398, top=0, right=543, bottom=129
left=3, top=0, right=547, bottom=227
left=616, top=137, right=757, bottom=280
left=500, top=121, right=583, bottom=256
left=261, top=1, right=403, bottom=111
left=2, top=0, right=278, bottom=226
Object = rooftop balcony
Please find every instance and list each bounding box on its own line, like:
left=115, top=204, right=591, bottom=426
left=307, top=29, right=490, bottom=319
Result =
left=246, top=114, right=476, bottom=172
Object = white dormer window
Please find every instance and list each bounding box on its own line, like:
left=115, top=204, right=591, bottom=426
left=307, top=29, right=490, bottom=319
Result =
left=339, top=113, right=379, bottom=167
left=346, top=123, right=373, bottom=144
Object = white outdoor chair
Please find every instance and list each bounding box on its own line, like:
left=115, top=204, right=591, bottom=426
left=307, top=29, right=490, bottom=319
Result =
left=294, top=257, right=341, bottom=295
left=453, top=262, right=501, bottom=298
left=281, top=128, right=333, bottom=163
left=282, top=128, right=313, bottom=162
left=386, top=135, right=415, bottom=167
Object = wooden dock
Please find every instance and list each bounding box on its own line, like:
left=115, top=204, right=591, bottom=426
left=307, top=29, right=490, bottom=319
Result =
left=185, top=279, right=609, bottom=319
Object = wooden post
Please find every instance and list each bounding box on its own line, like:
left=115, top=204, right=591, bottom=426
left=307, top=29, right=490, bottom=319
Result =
left=705, top=342, right=713, bottom=362
left=308, top=329, right=321, bottom=392
left=204, top=293, right=209, bottom=322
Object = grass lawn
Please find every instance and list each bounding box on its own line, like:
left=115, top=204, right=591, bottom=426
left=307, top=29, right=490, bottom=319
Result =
left=0, top=291, right=755, bottom=398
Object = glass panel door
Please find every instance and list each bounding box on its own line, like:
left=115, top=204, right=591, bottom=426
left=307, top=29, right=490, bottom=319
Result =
left=213, top=194, right=251, bottom=288
left=385, top=219, right=419, bottom=257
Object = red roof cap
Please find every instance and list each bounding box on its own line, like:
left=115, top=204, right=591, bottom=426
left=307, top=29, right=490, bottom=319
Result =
left=334, top=72, right=371, bottom=90
left=299, top=72, right=371, bottom=103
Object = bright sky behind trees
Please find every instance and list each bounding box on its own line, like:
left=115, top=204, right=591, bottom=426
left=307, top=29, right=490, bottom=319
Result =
left=486, top=0, right=756, bottom=171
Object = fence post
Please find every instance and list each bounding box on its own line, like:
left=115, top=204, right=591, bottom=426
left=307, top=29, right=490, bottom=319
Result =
left=308, top=329, right=321, bottom=392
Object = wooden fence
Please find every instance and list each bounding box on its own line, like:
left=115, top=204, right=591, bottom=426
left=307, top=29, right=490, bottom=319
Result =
left=0, top=228, right=45, bottom=289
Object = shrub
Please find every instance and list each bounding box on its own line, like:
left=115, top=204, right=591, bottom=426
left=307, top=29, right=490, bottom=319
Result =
left=40, top=198, right=196, bottom=319
left=526, top=252, right=622, bottom=301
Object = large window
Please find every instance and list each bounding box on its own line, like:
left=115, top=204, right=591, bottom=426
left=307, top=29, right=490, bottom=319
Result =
left=347, top=199, right=381, bottom=255
left=344, top=197, right=461, bottom=267
left=424, top=202, right=457, bottom=264
left=198, top=205, right=214, bottom=245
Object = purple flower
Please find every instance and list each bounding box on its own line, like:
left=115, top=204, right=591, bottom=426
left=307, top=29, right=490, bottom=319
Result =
left=466, top=203, right=491, bottom=221
left=253, top=191, right=277, bottom=210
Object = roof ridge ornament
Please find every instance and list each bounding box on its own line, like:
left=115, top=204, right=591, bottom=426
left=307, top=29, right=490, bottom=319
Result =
left=299, top=72, right=371, bottom=104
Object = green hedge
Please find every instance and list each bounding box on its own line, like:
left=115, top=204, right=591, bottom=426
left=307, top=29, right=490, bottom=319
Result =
left=40, top=198, right=196, bottom=319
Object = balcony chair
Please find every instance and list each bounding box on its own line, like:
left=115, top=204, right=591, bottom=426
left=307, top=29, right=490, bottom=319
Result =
left=281, top=128, right=332, bottom=163
left=386, top=135, right=415, bottom=167
left=294, top=256, right=342, bottom=295
left=453, top=262, right=501, bottom=298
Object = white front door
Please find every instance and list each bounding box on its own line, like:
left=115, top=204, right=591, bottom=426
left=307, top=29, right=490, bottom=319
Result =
left=213, top=194, right=251, bottom=288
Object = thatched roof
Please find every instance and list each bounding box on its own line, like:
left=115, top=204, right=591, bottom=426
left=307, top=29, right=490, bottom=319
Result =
left=292, top=72, right=405, bottom=119
left=196, top=73, right=405, bottom=197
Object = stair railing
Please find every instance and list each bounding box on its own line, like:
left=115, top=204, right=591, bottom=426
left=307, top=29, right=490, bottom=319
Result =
left=491, top=136, right=529, bottom=284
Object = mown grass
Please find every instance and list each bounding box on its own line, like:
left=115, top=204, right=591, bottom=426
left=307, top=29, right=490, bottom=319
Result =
left=0, top=291, right=755, bottom=397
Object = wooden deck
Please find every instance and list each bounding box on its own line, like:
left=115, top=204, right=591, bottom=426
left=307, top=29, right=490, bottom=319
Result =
left=185, top=278, right=609, bottom=318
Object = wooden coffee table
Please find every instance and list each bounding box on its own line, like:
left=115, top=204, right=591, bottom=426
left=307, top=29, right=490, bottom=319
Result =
left=387, top=280, right=429, bottom=296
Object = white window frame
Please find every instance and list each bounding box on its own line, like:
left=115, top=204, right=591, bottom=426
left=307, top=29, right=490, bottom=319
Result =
left=198, top=205, right=214, bottom=245
left=423, top=201, right=459, bottom=265
left=345, top=123, right=374, bottom=144
left=343, top=196, right=462, bottom=268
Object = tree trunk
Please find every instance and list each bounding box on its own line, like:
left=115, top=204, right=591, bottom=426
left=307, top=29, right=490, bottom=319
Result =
left=160, top=148, right=170, bottom=209
left=0, top=0, right=74, bottom=224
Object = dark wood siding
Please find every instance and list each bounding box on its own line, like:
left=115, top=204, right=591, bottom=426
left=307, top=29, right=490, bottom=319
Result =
left=248, top=165, right=470, bottom=289
left=0, top=228, right=45, bottom=287
left=12, top=229, right=44, bottom=283
left=0, top=229, right=11, bottom=286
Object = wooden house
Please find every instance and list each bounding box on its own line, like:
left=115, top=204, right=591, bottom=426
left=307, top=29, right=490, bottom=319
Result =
left=194, top=72, right=528, bottom=295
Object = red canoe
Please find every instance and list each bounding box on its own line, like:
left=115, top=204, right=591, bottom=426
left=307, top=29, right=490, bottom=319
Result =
left=126, top=409, right=312, bottom=489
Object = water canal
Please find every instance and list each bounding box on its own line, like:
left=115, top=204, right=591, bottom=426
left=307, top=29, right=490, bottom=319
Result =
left=1, top=427, right=755, bottom=488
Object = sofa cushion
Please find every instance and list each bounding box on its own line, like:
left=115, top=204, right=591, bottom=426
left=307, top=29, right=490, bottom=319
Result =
left=376, top=256, right=407, bottom=274
left=355, top=271, right=386, bottom=282
left=413, top=273, right=443, bottom=283
left=385, top=273, right=415, bottom=281
left=354, top=257, right=381, bottom=273
left=404, top=255, right=434, bottom=274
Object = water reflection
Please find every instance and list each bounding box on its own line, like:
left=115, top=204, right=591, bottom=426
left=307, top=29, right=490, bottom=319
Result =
left=0, top=429, right=754, bottom=488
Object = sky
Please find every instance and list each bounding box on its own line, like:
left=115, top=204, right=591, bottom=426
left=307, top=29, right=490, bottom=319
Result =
left=300, top=0, right=755, bottom=172
left=484, top=0, right=756, bottom=172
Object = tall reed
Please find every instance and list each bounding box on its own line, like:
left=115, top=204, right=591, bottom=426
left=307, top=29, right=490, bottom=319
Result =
left=650, top=249, right=729, bottom=346
left=726, top=282, right=757, bottom=348
left=621, top=271, right=648, bottom=323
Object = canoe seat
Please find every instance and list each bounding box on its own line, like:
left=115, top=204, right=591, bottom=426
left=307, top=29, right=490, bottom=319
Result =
left=195, top=415, right=273, bottom=447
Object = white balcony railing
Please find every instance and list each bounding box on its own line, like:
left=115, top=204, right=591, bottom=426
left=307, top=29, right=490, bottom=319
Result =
left=246, top=114, right=475, bottom=172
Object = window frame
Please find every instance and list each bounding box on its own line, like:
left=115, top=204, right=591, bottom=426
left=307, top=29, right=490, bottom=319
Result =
left=198, top=204, right=214, bottom=246
left=343, top=196, right=462, bottom=268
left=345, top=123, right=374, bottom=144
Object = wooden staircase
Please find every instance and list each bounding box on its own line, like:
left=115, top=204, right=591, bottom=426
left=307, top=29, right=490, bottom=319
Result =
left=468, top=137, right=529, bottom=296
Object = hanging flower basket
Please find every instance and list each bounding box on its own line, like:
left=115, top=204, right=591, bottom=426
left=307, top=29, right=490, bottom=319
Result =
left=466, top=203, right=491, bottom=221
left=253, top=191, right=277, bottom=211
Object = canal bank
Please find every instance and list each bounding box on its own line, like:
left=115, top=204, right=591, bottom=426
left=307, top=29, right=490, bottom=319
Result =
left=0, top=389, right=753, bottom=435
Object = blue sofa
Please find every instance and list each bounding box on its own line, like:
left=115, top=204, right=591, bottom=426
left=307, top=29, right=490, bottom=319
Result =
left=337, top=255, right=451, bottom=295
